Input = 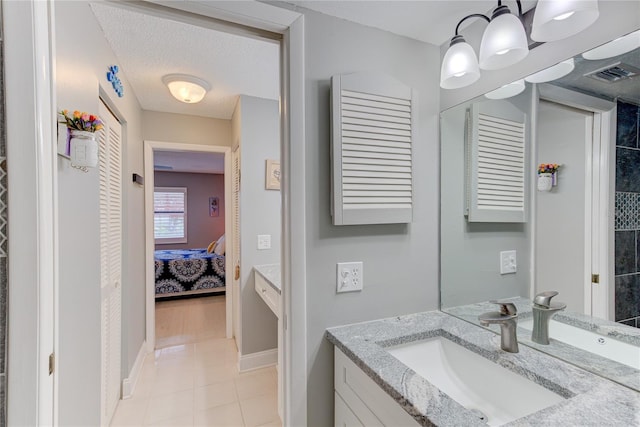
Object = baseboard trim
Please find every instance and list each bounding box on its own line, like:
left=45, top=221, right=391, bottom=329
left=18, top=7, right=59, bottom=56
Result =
left=122, top=340, right=147, bottom=399
left=238, top=348, right=277, bottom=372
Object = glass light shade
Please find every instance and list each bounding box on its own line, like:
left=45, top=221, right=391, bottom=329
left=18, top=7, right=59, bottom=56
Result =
left=582, top=30, right=640, bottom=60
left=440, top=38, right=481, bottom=89
left=531, top=0, right=599, bottom=42
left=485, top=79, right=525, bottom=99
left=162, top=74, right=211, bottom=104
left=525, top=58, right=575, bottom=83
left=479, top=13, right=529, bottom=70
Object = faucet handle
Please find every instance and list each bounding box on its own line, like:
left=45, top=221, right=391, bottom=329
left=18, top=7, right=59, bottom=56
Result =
left=534, top=291, right=559, bottom=308
left=489, top=299, right=518, bottom=316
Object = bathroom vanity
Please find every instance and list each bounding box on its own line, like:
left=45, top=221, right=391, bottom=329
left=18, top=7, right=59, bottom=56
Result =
left=327, top=311, right=640, bottom=426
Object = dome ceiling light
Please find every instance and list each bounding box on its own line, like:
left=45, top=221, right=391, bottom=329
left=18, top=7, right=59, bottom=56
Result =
left=162, top=74, right=211, bottom=104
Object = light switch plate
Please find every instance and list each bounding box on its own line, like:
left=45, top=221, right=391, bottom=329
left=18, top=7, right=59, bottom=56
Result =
left=500, top=250, right=517, bottom=275
left=257, top=234, right=271, bottom=250
left=337, top=262, right=363, bottom=293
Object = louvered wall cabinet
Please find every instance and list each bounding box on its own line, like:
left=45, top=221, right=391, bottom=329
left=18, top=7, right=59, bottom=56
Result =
left=331, top=72, right=416, bottom=226
left=465, top=101, right=527, bottom=223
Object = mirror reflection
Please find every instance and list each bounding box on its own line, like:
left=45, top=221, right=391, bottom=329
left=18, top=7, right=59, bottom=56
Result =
left=440, top=29, right=640, bottom=392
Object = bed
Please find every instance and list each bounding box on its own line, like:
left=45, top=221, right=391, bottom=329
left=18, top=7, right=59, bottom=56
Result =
left=154, top=248, right=226, bottom=298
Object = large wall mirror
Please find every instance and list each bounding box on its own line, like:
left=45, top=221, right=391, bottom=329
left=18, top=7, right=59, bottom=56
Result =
left=440, top=29, right=640, bottom=392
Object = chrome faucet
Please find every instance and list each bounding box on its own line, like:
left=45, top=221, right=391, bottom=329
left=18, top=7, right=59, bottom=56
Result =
left=478, top=300, right=519, bottom=353
left=532, top=291, right=566, bottom=345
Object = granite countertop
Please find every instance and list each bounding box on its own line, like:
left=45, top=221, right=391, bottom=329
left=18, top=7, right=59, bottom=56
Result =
left=326, top=311, right=640, bottom=427
left=444, top=297, right=640, bottom=391
left=253, top=263, right=281, bottom=294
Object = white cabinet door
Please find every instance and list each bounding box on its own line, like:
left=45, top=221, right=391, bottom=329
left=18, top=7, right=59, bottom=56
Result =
left=98, top=101, right=122, bottom=427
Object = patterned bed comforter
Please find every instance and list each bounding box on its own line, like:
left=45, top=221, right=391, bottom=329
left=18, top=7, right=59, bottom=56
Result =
left=154, top=249, right=225, bottom=296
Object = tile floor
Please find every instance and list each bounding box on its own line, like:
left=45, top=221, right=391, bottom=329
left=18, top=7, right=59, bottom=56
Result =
left=110, top=296, right=281, bottom=427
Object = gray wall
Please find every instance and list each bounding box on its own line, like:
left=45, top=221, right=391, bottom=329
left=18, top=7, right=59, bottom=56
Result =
left=142, top=110, right=232, bottom=147
left=231, top=95, right=280, bottom=355
left=55, top=2, right=144, bottom=424
left=0, top=6, right=6, bottom=425
left=440, top=88, right=533, bottom=308
left=440, top=1, right=640, bottom=111
left=301, top=9, right=440, bottom=426
left=536, top=100, right=588, bottom=313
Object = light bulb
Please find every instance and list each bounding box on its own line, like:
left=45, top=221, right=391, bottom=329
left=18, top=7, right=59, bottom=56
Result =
left=440, top=35, right=481, bottom=89
left=479, top=7, right=529, bottom=70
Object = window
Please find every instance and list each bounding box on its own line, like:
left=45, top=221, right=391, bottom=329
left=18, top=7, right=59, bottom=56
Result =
left=154, top=187, right=187, bottom=244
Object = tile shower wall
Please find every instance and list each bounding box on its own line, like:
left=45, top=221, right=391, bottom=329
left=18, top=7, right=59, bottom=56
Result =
left=0, top=5, right=6, bottom=425
left=615, top=100, right=640, bottom=328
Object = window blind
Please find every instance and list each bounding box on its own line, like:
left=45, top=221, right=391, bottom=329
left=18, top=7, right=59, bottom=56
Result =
left=154, top=188, right=187, bottom=242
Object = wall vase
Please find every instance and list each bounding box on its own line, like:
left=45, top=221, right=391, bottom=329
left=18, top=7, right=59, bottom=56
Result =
left=537, top=173, right=553, bottom=192
left=69, top=130, right=98, bottom=168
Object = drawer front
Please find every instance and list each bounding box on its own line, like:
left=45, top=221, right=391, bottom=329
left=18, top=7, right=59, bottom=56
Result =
left=255, top=272, right=280, bottom=316
left=334, top=348, right=419, bottom=427
left=335, top=392, right=365, bottom=427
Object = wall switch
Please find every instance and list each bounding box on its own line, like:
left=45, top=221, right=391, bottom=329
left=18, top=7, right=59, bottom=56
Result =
left=257, top=234, right=271, bottom=250
left=336, top=262, right=363, bottom=293
left=500, top=250, right=517, bottom=275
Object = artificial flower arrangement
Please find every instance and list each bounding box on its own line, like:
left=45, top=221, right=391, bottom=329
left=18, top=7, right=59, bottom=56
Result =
left=59, top=110, right=104, bottom=133
left=538, top=163, right=560, bottom=175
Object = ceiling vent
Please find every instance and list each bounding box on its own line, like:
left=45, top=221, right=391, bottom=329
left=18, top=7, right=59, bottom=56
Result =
left=585, top=62, right=640, bottom=83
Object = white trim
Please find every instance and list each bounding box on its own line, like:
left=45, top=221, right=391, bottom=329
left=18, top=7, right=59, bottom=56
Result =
left=584, top=113, right=595, bottom=315
left=5, top=1, right=58, bottom=425
left=537, top=85, right=615, bottom=319
left=282, top=15, right=308, bottom=427
left=238, top=349, right=278, bottom=372
left=121, top=341, right=148, bottom=399
left=144, top=141, right=233, bottom=352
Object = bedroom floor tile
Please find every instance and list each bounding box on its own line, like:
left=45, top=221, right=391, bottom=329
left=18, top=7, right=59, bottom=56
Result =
left=111, top=296, right=280, bottom=427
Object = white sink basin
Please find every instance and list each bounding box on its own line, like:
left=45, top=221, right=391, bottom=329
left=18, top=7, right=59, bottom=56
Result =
left=387, top=337, right=564, bottom=426
left=519, top=318, right=640, bottom=370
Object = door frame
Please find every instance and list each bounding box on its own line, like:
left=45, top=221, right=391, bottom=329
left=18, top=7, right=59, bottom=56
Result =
left=144, top=141, right=233, bottom=348
left=5, top=1, right=308, bottom=426
left=535, top=84, right=616, bottom=320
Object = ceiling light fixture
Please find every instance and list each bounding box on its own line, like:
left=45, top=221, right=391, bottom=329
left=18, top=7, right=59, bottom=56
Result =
left=485, top=79, right=526, bottom=99
left=530, top=0, right=599, bottom=42
left=440, top=1, right=528, bottom=89
left=162, top=74, right=211, bottom=104
left=524, top=58, right=575, bottom=83
left=582, top=29, right=640, bottom=61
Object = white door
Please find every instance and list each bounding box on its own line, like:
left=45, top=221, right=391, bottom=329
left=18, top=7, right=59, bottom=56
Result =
left=536, top=100, right=596, bottom=314
left=232, top=145, right=241, bottom=343
left=98, top=101, right=123, bottom=426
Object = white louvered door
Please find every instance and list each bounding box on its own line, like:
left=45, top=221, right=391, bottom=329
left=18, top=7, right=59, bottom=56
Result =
left=231, top=145, right=241, bottom=341
left=98, top=101, right=122, bottom=427
left=466, top=102, right=527, bottom=223
left=331, top=73, right=416, bottom=225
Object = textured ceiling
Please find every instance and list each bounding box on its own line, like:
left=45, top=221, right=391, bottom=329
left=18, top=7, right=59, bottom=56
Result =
left=90, top=3, right=279, bottom=120
left=549, top=45, right=640, bottom=104
left=284, top=0, right=537, bottom=45
left=154, top=151, right=225, bottom=174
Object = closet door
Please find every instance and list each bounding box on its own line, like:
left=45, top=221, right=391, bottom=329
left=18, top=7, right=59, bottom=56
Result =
left=98, top=101, right=122, bottom=427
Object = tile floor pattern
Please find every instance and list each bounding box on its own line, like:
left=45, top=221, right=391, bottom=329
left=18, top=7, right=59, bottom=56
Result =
left=111, top=296, right=281, bottom=427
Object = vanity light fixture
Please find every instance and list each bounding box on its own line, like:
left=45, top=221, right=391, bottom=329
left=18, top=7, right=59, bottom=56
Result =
left=440, top=0, right=528, bottom=89
left=524, top=58, right=575, bottom=83
left=162, top=74, right=211, bottom=104
left=479, top=1, right=529, bottom=70
left=582, top=29, right=640, bottom=60
left=485, top=79, right=525, bottom=99
left=530, top=0, right=599, bottom=42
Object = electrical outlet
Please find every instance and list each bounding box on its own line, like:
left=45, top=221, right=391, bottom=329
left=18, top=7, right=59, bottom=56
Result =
left=336, top=262, right=363, bottom=293
left=500, top=250, right=517, bottom=275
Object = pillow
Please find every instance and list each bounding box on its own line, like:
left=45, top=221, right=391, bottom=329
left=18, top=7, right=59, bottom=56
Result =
left=213, top=235, right=226, bottom=255
left=206, top=240, right=217, bottom=253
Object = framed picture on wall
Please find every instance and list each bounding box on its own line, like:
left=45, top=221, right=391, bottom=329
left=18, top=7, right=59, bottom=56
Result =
left=209, top=196, right=219, bottom=217
left=265, top=159, right=281, bottom=190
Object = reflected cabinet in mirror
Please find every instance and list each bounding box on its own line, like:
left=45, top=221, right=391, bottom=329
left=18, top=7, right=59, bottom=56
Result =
left=440, top=29, right=640, bottom=392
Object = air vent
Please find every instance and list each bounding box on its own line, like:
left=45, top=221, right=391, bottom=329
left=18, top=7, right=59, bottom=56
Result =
left=154, top=165, right=173, bottom=171
left=585, top=62, right=640, bottom=83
